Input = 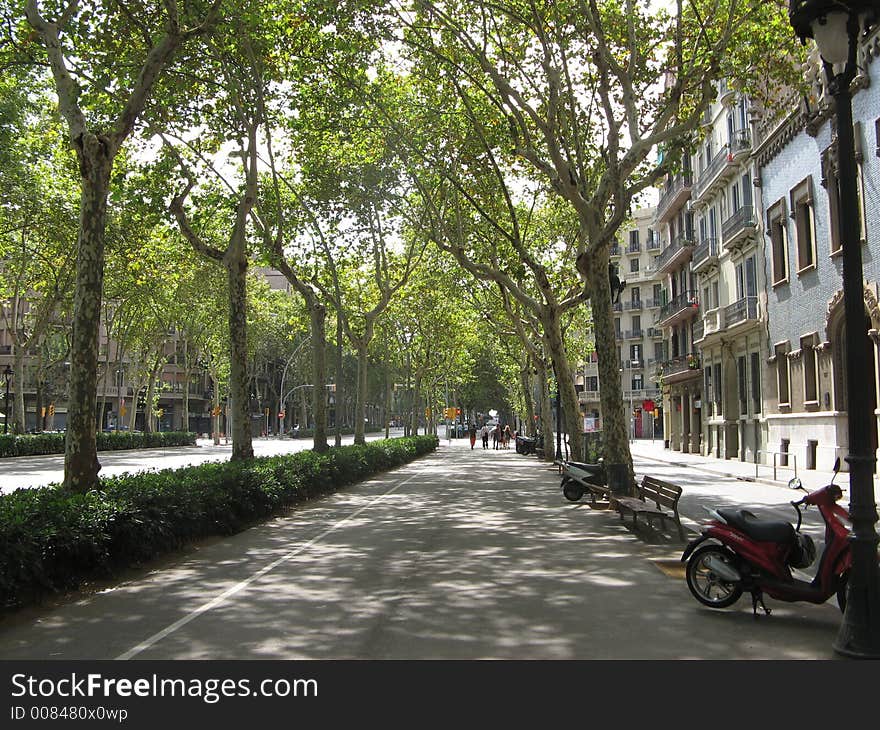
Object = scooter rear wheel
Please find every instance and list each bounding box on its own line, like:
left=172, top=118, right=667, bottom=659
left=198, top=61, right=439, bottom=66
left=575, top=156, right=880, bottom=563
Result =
left=562, top=478, right=585, bottom=502
left=686, top=545, right=743, bottom=609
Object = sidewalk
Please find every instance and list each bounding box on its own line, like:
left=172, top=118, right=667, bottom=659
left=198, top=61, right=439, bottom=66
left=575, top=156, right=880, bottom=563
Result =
left=628, top=438, right=880, bottom=503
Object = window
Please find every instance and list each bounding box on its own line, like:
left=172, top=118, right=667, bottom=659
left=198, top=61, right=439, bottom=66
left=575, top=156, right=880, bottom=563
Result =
left=875, top=117, right=880, bottom=157
left=631, top=286, right=641, bottom=304
left=823, top=132, right=867, bottom=255
left=630, top=344, right=642, bottom=363
left=790, top=177, right=816, bottom=273
left=629, top=230, right=640, bottom=250
left=767, top=199, right=788, bottom=285
left=654, top=343, right=664, bottom=361
left=704, top=367, right=713, bottom=416
left=653, top=283, right=661, bottom=304
left=632, top=374, right=644, bottom=391
left=801, top=333, right=819, bottom=405
left=630, top=257, right=640, bottom=273
left=774, top=342, right=791, bottom=407
left=714, top=363, right=722, bottom=415
left=587, top=376, right=598, bottom=391
left=737, top=356, right=747, bottom=416
left=632, top=315, right=641, bottom=335
left=750, top=352, right=761, bottom=414
left=615, top=318, right=621, bottom=337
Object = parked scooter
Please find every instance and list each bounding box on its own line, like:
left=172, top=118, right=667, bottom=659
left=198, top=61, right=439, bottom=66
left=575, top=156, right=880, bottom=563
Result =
left=561, top=459, right=607, bottom=502
left=515, top=431, right=542, bottom=455
left=681, top=458, right=852, bottom=616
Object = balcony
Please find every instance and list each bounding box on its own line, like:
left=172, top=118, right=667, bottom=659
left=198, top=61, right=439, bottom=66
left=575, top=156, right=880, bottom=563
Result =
left=609, top=244, right=621, bottom=257
left=721, top=205, right=758, bottom=250
left=693, top=148, right=732, bottom=201
left=645, top=298, right=662, bottom=309
left=624, top=388, right=662, bottom=402
left=693, top=318, right=705, bottom=343
left=729, top=129, right=751, bottom=161
left=658, top=290, right=700, bottom=328
left=578, top=390, right=601, bottom=404
left=656, top=173, right=693, bottom=224
left=612, top=301, right=622, bottom=313
left=717, top=78, right=736, bottom=106
left=623, top=359, right=644, bottom=370
left=647, top=327, right=664, bottom=338
left=656, top=233, right=696, bottom=275
left=691, top=237, right=720, bottom=274
left=662, top=353, right=702, bottom=385
left=647, top=234, right=662, bottom=251
left=724, top=296, right=759, bottom=328
left=623, top=300, right=643, bottom=312
left=622, top=329, right=644, bottom=340
left=703, top=307, right=725, bottom=338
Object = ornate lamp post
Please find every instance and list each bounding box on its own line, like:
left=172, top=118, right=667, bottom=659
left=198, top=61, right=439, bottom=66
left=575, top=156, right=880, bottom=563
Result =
left=3, top=365, right=11, bottom=434
left=789, top=0, right=880, bottom=658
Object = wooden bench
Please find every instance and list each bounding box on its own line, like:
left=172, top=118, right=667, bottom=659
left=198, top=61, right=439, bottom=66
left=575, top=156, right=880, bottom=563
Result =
left=612, top=476, right=684, bottom=540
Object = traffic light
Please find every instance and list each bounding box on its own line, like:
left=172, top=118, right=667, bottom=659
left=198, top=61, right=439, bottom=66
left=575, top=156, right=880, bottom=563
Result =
left=48, top=403, right=55, bottom=417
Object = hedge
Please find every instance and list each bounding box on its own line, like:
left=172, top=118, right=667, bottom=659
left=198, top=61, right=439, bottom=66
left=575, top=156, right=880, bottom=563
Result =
left=0, top=431, right=197, bottom=459
left=0, top=435, right=439, bottom=610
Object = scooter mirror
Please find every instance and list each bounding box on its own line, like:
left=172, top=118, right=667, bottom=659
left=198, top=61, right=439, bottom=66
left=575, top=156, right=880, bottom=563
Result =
left=832, top=457, right=841, bottom=473
left=788, top=476, right=804, bottom=491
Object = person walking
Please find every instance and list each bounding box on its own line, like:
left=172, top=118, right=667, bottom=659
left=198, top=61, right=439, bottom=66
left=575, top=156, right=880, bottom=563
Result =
left=492, top=424, right=500, bottom=450
left=468, top=422, right=477, bottom=450
left=503, top=424, right=512, bottom=449
left=480, top=423, right=490, bottom=449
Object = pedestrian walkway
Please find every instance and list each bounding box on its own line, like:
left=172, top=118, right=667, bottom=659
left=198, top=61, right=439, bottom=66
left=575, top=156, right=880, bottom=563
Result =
left=0, top=436, right=846, bottom=660
left=629, top=438, right=880, bottom=503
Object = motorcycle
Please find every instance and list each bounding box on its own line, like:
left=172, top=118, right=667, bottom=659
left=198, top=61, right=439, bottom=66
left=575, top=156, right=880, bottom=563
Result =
left=560, top=459, right=607, bottom=502
left=681, top=458, right=852, bottom=616
left=515, top=431, right=542, bottom=455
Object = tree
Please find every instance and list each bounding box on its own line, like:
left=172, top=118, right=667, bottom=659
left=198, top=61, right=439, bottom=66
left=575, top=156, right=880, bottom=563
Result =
left=398, top=0, right=801, bottom=490
left=17, top=0, right=223, bottom=490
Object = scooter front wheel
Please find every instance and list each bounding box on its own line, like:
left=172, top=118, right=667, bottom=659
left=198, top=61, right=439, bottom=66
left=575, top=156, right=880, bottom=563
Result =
left=686, top=545, right=743, bottom=609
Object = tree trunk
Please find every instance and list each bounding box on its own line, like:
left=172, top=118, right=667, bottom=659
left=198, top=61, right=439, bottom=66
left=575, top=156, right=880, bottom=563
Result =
left=226, top=246, right=253, bottom=461
left=520, top=356, right=535, bottom=437
left=354, top=344, right=368, bottom=445
left=13, top=347, right=25, bottom=434
left=541, top=309, right=583, bottom=461
left=309, top=302, right=329, bottom=452
left=335, top=312, right=343, bottom=446
left=182, top=340, right=190, bottom=433
left=411, top=373, right=421, bottom=436
left=536, top=357, right=554, bottom=462
left=64, top=157, right=111, bottom=492
left=144, top=355, right=162, bottom=433
left=586, top=258, right=634, bottom=494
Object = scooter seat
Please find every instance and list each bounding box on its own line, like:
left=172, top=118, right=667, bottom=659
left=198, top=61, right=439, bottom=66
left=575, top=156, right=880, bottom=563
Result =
left=716, top=508, right=795, bottom=543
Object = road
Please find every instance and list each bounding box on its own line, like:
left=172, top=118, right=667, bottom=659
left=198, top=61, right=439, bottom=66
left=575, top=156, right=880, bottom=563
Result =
left=0, top=430, right=405, bottom=494
left=0, top=436, right=844, bottom=660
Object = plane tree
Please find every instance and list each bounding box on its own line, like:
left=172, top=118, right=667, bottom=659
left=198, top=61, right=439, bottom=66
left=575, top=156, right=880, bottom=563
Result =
left=397, top=0, right=801, bottom=490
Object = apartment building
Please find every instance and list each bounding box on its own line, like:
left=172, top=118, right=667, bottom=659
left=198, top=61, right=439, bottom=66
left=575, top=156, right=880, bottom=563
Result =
left=689, top=83, right=768, bottom=463
left=654, top=148, right=702, bottom=453
left=577, top=207, right=664, bottom=440
left=755, top=38, right=880, bottom=473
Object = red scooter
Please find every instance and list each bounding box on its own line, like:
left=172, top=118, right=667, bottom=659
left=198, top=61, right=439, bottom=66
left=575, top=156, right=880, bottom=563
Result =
left=681, top=458, right=852, bottom=616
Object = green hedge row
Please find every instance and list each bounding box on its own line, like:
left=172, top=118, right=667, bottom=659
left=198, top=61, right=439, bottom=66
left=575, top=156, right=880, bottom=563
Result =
left=0, top=435, right=438, bottom=610
left=0, top=431, right=197, bottom=458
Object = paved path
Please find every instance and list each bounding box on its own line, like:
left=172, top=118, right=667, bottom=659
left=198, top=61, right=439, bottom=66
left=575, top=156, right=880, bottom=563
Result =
left=0, top=437, right=845, bottom=660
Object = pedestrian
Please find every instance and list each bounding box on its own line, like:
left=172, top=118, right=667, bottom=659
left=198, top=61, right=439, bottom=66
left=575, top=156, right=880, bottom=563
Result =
left=480, top=423, right=490, bottom=449
left=468, top=422, right=477, bottom=450
left=492, top=424, right=500, bottom=450
left=503, top=424, right=512, bottom=449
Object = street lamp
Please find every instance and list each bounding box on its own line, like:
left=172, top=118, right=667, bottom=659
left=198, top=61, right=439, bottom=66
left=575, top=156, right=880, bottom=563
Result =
left=789, top=0, right=880, bottom=658
left=3, top=365, right=11, bottom=434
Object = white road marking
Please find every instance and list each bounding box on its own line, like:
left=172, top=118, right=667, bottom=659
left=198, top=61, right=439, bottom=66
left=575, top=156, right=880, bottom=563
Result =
left=116, top=467, right=428, bottom=660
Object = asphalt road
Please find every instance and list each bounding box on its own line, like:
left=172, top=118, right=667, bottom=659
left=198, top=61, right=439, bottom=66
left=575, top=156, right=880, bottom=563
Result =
left=0, top=437, right=845, bottom=660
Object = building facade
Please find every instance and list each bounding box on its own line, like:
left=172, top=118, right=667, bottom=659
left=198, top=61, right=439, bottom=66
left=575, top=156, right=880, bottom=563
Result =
left=755, top=37, right=880, bottom=473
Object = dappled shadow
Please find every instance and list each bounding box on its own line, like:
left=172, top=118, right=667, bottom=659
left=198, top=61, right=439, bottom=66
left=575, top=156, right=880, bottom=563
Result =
left=0, top=443, right=841, bottom=660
